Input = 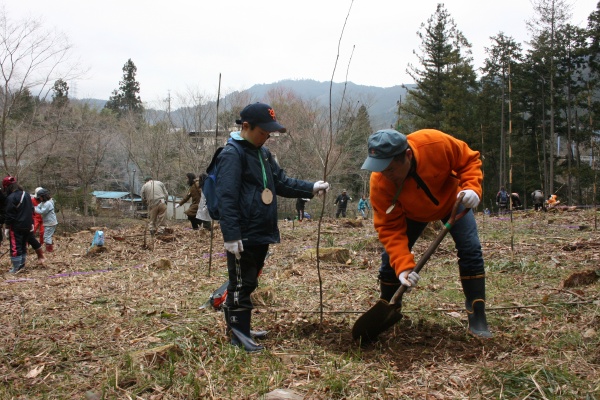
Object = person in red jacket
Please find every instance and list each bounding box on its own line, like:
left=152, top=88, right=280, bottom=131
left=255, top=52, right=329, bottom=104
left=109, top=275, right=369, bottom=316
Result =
left=362, top=129, right=491, bottom=338
left=31, top=187, right=45, bottom=243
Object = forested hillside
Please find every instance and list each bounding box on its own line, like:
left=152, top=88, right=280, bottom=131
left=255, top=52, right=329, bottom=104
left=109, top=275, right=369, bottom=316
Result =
left=2, top=1, right=600, bottom=215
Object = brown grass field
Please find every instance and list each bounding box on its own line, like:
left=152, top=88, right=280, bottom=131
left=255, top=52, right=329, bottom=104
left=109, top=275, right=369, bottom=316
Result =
left=0, top=207, right=598, bottom=399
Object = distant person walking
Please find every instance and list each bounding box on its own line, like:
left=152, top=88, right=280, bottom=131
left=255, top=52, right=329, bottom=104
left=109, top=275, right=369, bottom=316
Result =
left=33, top=188, right=58, bottom=252
left=295, top=197, right=309, bottom=222
left=357, top=195, right=370, bottom=219
left=141, top=177, right=169, bottom=235
left=334, top=189, right=352, bottom=218
left=176, top=173, right=203, bottom=230
left=496, top=186, right=509, bottom=214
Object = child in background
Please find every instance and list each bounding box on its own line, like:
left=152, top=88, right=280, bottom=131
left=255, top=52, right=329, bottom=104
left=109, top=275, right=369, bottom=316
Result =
left=33, top=188, right=58, bottom=252
left=31, top=187, right=45, bottom=243
left=3, top=176, right=35, bottom=273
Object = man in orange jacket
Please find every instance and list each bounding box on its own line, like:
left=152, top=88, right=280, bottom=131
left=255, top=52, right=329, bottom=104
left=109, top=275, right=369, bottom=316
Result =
left=362, top=129, right=491, bottom=338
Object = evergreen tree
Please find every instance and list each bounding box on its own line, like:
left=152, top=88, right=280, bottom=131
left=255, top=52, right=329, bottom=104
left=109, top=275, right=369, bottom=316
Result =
left=339, top=104, right=372, bottom=152
left=336, top=104, right=372, bottom=196
left=554, top=23, right=590, bottom=203
left=527, top=0, right=572, bottom=194
left=104, top=59, right=143, bottom=117
left=588, top=2, right=600, bottom=131
left=10, top=88, right=37, bottom=121
left=52, top=79, right=69, bottom=107
left=401, top=3, right=478, bottom=138
left=480, top=33, right=523, bottom=188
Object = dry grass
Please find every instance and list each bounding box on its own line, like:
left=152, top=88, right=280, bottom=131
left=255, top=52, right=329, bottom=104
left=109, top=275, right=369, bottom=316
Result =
left=0, top=209, right=599, bottom=399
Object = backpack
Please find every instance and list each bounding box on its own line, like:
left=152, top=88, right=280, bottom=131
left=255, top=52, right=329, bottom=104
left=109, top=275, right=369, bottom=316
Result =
left=498, top=190, right=508, bottom=204
left=203, top=138, right=246, bottom=220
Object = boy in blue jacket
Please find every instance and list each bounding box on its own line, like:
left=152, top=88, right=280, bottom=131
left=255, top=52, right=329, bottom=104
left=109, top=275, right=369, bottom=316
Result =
left=216, top=102, right=329, bottom=352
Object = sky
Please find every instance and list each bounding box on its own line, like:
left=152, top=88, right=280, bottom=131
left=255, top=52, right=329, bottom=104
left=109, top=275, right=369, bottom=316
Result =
left=5, top=0, right=598, bottom=109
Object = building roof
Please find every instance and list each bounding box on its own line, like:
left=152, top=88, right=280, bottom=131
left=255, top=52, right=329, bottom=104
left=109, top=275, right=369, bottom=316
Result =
left=91, top=191, right=180, bottom=202
left=91, top=191, right=144, bottom=200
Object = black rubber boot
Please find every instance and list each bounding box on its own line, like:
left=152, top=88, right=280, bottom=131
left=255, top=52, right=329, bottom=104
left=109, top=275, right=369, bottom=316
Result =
left=380, top=281, right=401, bottom=302
left=461, top=276, right=493, bottom=338
left=250, top=329, right=268, bottom=339
left=229, top=330, right=268, bottom=347
left=224, top=308, right=264, bottom=353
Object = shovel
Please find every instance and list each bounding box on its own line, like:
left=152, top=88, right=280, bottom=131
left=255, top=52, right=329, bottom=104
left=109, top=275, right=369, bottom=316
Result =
left=352, top=194, right=468, bottom=343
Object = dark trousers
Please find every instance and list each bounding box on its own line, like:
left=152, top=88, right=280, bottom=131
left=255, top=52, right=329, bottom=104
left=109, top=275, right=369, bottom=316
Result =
left=9, top=229, right=29, bottom=258
left=187, top=215, right=201, bottom=230
left=27, top=233, right=42, bottom=251
left=378, top=206, right=484, bottom=283
left=297, top=208, right=304, bottom=221
left=336, top=207, right=347, bottom=218
left=225, top=244, right=269, bottom=310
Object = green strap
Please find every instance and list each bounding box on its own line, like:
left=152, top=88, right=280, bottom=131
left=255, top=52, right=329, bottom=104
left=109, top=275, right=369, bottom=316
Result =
left=258, top=149, right=268, bottom=190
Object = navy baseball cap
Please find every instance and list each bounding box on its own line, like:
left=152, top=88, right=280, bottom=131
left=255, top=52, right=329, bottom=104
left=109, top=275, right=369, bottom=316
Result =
left=236, top=102, right=287, bottom=133
left=361, top=129, right=408, bottom=172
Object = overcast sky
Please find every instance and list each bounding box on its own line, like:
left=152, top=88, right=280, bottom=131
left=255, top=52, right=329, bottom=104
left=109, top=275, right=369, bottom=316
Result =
left=6, top=0, right=598, bottom=108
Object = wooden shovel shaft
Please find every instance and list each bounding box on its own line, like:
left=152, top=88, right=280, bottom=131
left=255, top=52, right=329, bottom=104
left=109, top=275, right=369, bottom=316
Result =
left=389, top=194, right=468, bottom=306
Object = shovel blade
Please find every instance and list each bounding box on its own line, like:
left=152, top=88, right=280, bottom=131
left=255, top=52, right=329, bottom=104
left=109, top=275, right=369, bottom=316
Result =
left=352, top=299, right=404, bottom=343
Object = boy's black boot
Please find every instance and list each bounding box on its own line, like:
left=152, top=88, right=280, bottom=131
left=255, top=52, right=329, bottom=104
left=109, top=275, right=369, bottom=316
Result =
left=224, top=308, right=264, bottom=353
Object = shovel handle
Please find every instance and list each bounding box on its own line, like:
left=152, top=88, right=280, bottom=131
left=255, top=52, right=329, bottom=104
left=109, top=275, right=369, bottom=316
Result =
left=389, top=193, right=469, bottom=306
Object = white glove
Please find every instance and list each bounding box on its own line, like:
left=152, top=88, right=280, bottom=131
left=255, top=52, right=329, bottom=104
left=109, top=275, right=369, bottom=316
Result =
left=458, top=189, right=480, bottom=208
left=175, top=204, right=181, bottom=208
left=3, top=229, right=8, bottom=238
left=399, top=269, right=420, bottom=291
left=313, top=181, right=330, bottom=196
left=224, top=240, right=244, bottom=260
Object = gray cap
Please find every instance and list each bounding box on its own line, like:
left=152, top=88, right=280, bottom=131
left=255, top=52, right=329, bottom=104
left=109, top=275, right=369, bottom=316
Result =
left=361, top=129, right=408, bottom=172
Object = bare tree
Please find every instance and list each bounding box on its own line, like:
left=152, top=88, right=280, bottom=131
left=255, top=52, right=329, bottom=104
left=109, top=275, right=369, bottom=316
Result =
left=0, top=8, right=81, bottom=177
left=65, top=106, right=117, bottom=215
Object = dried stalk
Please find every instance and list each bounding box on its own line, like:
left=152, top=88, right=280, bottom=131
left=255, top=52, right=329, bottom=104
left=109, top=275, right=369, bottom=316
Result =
left=208, top=73, right=221, bottom=277
left=316, top=0, right=355, bottom=325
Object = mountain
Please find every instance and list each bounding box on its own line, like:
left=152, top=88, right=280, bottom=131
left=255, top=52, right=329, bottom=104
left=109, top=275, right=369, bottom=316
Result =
left=75, top=98, right=107, bottom=110
left=229, top=79, right=412, bottom=129
left=76, top=80, right=415, bottom=130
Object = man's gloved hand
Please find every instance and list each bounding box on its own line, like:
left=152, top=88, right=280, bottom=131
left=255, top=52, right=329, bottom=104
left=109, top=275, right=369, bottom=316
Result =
left=313, top=181, right=330, bottom=197
left=175, top=204, right=181, bottom=208
left=3, top=228, right=9, bottom=239
left=224, top=240, right=244, bottom=260
left=458, top=189, right=480, bottom=208
left=399, top=269, right=420, bottom=292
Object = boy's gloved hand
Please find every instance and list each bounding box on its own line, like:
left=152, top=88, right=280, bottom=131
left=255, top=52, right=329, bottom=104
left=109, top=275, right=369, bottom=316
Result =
left=175, top=204, right=181, bottom=208
left=224, top=240, right=244, bottom=260
left=313, top=181, right=330, bottom=197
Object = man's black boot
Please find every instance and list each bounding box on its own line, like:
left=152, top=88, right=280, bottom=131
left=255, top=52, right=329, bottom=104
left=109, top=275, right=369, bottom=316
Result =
left=224, top=308, right=264, bottom=353
left=461, top=275, right=493, bottom=338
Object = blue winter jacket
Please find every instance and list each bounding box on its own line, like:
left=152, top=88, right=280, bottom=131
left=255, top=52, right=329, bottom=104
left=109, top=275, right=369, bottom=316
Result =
left=216, top=132, right=315, bottom=245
